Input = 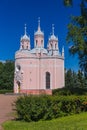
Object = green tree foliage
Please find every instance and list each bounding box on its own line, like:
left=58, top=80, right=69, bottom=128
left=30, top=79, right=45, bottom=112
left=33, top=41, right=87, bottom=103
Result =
left=0, top=60, right=14, bottom=90
left=53, top=69, right=87, bottom=96
left=64, top=0, right=73, bottom=6
left=77, top=70, right=85, bottom=88
left=65, top=69, right=75, bottom=88
left=66, top=0, right=87, bottom=76
left=65, top=69, right=87, bottom=89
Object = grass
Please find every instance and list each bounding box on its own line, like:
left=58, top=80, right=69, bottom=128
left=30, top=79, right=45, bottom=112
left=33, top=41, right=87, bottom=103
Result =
left=3, top=112, right=87, bottom=130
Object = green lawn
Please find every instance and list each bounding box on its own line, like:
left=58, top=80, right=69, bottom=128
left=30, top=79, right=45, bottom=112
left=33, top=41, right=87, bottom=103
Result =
left=3, top=112, right=87, bottom=130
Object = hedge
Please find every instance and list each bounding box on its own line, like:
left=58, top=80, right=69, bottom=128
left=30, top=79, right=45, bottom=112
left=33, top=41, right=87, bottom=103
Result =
left=52, top=87, right=87, bottom=95
left=15, top=95, right=87, bottom=122
left=0, top=89, right=13, bottom=94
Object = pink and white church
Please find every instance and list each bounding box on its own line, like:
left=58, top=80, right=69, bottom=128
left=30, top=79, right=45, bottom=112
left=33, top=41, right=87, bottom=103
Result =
left=14, top=19, right=65, bottom=95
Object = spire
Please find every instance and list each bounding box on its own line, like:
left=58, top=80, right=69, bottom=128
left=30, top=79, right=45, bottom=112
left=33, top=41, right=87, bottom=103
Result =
left=62, top=46, right=64, bottom=57
left=24, top=24, right=27, bottom=35
left=49, top=24, right=58, bottom=41
left=38, top=17, right=41, bottom=31
left=34, top=17, right=44, bottom=36
left=20, top=24, right=30, bottom=50
left=62, top=46, right=64, bottom=53
left=21, top=24, right=30, bottom=41
left=52, top=24, right=54, bottom=35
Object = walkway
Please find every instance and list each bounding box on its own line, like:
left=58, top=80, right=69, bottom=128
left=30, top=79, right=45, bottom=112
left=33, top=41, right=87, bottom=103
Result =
left=0, top=94, right=18, bottom=130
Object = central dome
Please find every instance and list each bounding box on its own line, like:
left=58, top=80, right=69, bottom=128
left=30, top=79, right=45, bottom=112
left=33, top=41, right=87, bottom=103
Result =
left=34, top=29, right=44, bottom=36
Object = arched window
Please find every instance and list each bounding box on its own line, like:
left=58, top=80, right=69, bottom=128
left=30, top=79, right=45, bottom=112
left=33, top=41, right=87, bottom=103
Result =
left=36, top=40, right=38, bottom=47
left=41, top=40, right=43, bottom=45
left=22, top=45, right=24, bottom=49
left=55, top=44, right=57, bottom=49
left=46, top=72, right=50, bottom=89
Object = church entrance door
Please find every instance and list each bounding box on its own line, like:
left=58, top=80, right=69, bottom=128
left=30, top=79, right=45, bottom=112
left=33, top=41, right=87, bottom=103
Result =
left=17, top=81, right=20, bottom=93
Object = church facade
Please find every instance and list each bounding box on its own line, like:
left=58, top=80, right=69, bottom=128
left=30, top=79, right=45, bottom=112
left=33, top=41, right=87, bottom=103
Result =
left=14, top=19, right=64, bottom=95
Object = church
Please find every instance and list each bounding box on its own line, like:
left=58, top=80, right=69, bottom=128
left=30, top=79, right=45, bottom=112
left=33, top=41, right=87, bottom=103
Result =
left=14, top=19, right=64, bottom=95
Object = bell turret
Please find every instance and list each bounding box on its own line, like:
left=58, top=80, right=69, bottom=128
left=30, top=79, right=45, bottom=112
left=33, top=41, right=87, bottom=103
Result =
left=20, top=24, right=30, bottom=50
left=48, top=25, right=59, bottom=56
left=34, top=18, right=44, bottom=48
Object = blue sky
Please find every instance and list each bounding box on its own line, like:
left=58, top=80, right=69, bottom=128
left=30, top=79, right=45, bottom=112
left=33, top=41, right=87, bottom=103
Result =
left=0, top=0, right=81, bottom=71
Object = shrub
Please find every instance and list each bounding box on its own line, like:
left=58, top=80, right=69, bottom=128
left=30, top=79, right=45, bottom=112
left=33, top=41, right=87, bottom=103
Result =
left=15, top=95, right=87, bottom=122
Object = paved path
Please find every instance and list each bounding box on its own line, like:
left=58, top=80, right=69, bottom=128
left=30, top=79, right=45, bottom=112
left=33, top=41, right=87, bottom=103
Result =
left=0, top=94, right=18, bottom=130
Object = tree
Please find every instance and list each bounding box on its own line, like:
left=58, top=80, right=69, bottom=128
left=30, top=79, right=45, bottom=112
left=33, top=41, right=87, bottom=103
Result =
left=66, top=0, right=87, bottom=77
left=65, top=69, right=77, bottom=88
left=64, top=0, right=73, bottom=6
left=77, top=70, right=85, bottom=88
left=0, top=60, right=14, bottom=90
left=65, top=69, right=87, bottom=88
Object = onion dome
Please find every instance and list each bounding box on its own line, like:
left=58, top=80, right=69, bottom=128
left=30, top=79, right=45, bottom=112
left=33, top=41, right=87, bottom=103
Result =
left=21, top=24, right=30, bottom=41
left=49, top=24, right=58, bottom=41
left=34, top=17, right=44, bottom=36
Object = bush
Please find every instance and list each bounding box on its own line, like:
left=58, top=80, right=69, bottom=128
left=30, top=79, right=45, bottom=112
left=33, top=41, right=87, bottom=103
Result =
left=15, top=95, right=87, bottom=122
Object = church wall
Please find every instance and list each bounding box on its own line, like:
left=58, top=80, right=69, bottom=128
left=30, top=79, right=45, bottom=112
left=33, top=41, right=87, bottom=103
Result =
left=39, top=57, right=64, bottom=90
left=14, top=56, right=64, bottom=94
left=16, top=58, right=39, bottom=90
left=56, top=58, right=64, bottom=88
